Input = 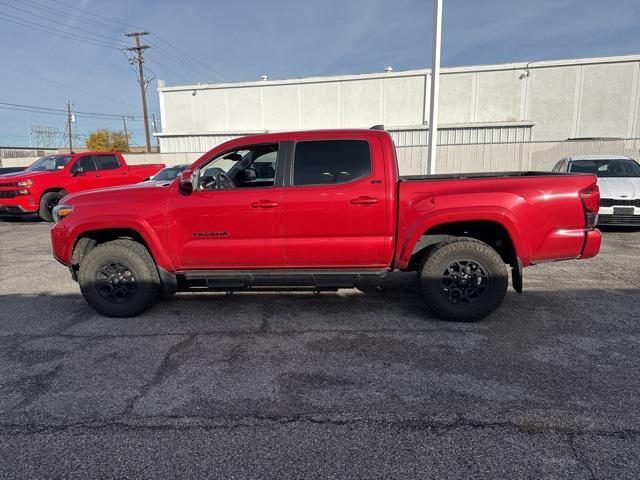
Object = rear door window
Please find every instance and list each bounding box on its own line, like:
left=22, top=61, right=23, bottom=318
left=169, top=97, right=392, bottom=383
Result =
left=73, top=156, right=97, bottom=172
left=293, top=140, right=371, bottom=186
left=93, top=154, right=121, bottom=171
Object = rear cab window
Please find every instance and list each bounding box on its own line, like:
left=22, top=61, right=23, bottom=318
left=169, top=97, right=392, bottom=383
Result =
left=293, top=140, right=371, bottom=186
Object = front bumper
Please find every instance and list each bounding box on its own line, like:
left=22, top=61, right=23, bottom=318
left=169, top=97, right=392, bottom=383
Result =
left=0, top=194, right=38, bottom=214
left=51, top=221, right=72, bottom=265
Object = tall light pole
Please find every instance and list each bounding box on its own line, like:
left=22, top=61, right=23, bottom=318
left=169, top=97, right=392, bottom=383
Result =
left=427, top=0, right=443, bottom=175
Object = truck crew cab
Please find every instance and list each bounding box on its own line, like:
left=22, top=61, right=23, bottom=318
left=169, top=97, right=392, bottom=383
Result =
left=51, top=129, right=601, bottom=321
left=0, top=152, right=164, bottom=221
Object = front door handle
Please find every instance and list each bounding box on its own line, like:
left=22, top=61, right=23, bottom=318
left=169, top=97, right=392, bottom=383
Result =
left=251, top=200, right=279, bottom=208
left=350, top=196, right=379, bottom=205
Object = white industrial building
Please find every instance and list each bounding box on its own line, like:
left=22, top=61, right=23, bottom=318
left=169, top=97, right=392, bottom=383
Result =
left=156, top=55, right=640, bottom=174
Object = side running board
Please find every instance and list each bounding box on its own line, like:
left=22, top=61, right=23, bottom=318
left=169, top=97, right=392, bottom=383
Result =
left=178, top=269, right=388, bottom=291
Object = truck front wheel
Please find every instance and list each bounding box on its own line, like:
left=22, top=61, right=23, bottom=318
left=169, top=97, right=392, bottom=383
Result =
left=420, top=237, right=508, bottom=322
left=39, top=191, right=65, bottom=222
left=78, top=239, right=160, bottom=317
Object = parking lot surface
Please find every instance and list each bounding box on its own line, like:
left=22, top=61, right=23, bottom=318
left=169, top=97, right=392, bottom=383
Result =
left=0, top=219, right=639, bottom=479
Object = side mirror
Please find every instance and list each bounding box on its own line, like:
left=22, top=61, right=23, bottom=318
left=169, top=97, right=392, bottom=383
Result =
left=72, top=166, right=84, bottom=176
left=178, top=170, right=194, bottom=194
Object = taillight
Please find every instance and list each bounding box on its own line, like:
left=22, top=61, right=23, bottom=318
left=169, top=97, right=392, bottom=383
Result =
left=580, top=184, right=600, bottom=228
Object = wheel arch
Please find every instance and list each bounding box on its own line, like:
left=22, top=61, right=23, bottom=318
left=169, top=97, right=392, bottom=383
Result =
left=39, top=187, right=68, bottom=202
left=397, top=210, right=530, bottom=270
left=70, top=224, right=171, bottom=272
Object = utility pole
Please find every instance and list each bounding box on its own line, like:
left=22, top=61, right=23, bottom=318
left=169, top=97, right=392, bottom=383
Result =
left=151, top=113, right=160, bottom=151
left=125, top=31, right=152, bottom=153
left=427, top=0, right=443, bottom=175
left=67, top=100, right=73, bottom=153
left=122, top=116, right=130, bottom=151
left=26, top=115, right=32, bottom=147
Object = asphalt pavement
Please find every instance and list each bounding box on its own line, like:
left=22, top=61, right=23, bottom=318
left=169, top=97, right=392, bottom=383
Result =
left=0, top=219, right=639, bottom=479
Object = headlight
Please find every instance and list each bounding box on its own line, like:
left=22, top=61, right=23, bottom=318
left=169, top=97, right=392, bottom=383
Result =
left=52, top=204, right=73, bottom=223
left=16, top=179, right=34, bottom=188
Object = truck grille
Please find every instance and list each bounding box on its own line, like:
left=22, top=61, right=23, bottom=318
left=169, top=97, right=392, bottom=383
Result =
left=0, top=190, right=18, bottom=199
left=600, top=198, right=640, bottom=207
left=0, top=182, right=17, bottom=188
left=598, top=214, right=640, bottom=226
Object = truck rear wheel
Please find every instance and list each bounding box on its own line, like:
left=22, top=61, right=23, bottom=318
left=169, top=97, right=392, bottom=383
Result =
left=39, top=191, right=64, bottom=222
left=78, top=239, right=160, bottom=317
left=420, top=237, right=508, bottom=322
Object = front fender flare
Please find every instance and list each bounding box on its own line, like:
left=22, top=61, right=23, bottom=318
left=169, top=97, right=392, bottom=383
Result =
left=69, top=216, right=173, bottom=271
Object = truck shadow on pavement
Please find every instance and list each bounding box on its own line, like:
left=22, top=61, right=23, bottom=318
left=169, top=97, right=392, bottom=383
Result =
left=0, top=274, right=636, bottom=339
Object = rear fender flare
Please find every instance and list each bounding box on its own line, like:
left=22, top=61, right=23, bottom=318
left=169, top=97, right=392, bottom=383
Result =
left=396, top=207, right=530, bottom=269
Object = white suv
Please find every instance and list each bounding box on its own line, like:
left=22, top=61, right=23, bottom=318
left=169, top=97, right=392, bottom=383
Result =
left=552, top=155, right=640, bottom=226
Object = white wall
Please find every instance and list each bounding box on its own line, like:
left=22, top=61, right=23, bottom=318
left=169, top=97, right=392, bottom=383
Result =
left=157, top=55, right=640, bottom=152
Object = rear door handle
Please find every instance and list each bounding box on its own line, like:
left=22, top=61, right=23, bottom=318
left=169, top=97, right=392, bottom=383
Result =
left=251, top=200, right=279, bottom=208
left=350, top=196, right=379, bottom=205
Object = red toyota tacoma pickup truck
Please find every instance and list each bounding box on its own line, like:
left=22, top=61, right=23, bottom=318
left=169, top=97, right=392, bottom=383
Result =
left=50, top=129, right=601, bottom=321
left=0, top=152, right=164, bottom=221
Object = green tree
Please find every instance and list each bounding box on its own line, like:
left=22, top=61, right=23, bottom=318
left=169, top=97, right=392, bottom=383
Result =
left=86, top=129, right=130, bottom=152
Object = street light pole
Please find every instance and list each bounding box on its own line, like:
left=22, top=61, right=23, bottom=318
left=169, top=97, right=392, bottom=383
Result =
left=427, top=0, right=443, bottom=175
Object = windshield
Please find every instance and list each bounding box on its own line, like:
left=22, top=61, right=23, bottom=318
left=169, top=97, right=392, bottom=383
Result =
left=25, top=155, right=72, bottom=172
left=568, top=159, right=640, bottom=178
left=150, top=164, right=188, bottom=181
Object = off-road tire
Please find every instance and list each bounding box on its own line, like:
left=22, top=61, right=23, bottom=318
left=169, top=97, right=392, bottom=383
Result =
left=78, top=239, right=160, bottom=317
left=420, top=237, right=508, bottom=322
left=38, top=191, right=65, bottom=222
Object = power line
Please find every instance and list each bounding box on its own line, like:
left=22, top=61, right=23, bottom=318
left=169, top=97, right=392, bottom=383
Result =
left=147, top=42, right=215, bottom=80
left=0, top=0, right=129, bottom=45
left=20, top=0, right=129, bottom=33
left=150, top=33, right=233, bottom=81
left=0, top=101, right=144, bottom=120
left=0, top=11, right=124, bottom=49
left=15, top=0, right=232, bottom=83
left=50, top=0, right=144, bottom=30
left=145, top=53, right=194, bottom=84
left=0, top=64, right=147, bottom=111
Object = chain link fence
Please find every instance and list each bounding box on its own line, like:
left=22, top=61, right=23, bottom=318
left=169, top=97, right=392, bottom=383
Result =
left=396, top=138, right=640, bottom=175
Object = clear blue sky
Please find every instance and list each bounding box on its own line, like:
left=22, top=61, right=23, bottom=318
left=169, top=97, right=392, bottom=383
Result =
left=0, top=0, right=638, bottom=147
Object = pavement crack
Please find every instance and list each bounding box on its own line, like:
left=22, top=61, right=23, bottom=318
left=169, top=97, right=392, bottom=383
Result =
left=122, top=334, right=197, bottom=416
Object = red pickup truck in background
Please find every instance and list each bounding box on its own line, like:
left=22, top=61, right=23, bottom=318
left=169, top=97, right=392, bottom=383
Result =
left=50, top=129, right=601, bottom=321
left=0, top=152, right=164, bottom=221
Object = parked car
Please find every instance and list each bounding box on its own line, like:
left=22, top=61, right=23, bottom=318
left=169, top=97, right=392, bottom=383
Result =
left=51, top=129, right=601, bottom=321
left=145, top=164, right=189, bottom=183
left=0, top=152, right=164, bottom=221
left=552, top=155, right=640, bottom=226
left=0, top=166, right=26, bottom=175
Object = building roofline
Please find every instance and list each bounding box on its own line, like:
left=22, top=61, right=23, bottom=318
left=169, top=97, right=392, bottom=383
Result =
left=158, top=54, right=640, bottom=92
left=154, top=121, right=536, bottom=137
